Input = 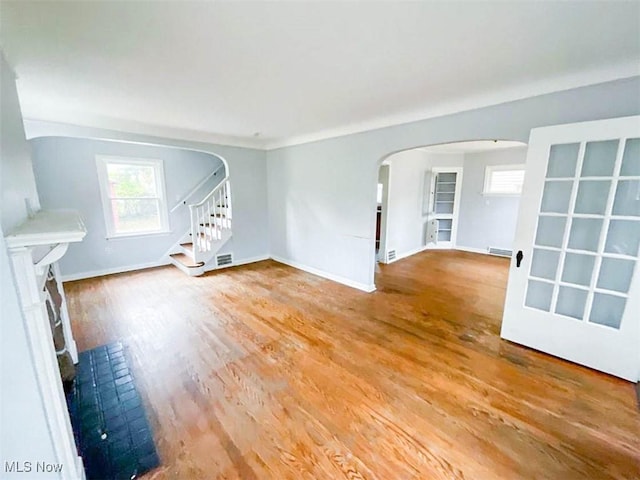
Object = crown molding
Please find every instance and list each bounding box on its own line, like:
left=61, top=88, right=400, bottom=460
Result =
left=264, top=60, right=640, bottom=150
left=21, top=60, right=640, bottom=152
left=22, top=113, right=268, bottom=150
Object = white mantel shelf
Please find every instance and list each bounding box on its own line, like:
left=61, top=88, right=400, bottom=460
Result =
left=5, top=209, right=87, bottom=248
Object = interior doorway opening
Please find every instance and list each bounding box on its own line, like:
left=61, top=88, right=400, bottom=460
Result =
left=376, top=164, right=390, bottom=262
left=373, top=139, right=528, bottom=273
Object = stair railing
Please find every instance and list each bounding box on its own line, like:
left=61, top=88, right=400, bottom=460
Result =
left=170, top=163, right=226, bottom=213
left=188, top=178, right=232, bottom=263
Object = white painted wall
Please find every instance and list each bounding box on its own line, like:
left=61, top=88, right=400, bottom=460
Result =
left=24, top=121, right=270, bottom=279
left=0, top=52, right=61, bottom=478
left=457, top=147, right=527, bottom=252
left=267, top=77, right=640, bottom=290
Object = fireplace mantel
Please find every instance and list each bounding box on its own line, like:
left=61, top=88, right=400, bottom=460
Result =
left=5, top=209, right=86, bottom=248
left=5, top=209, right=87, bottom=480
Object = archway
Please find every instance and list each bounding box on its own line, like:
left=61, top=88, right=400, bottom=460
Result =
left=370, top=139, right=527, bottom=289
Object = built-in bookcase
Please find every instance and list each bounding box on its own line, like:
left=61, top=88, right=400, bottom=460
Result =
left=428, top=168, right=463, bottom=248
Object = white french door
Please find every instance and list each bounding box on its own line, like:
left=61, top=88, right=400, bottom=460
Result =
left=501, top=116, right=640, bottom=381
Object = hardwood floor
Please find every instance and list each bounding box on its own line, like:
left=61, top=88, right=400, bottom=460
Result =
left=64, top=251, right=640, bottom=479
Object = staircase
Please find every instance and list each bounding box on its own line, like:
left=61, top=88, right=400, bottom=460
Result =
left=167, top=178, right=233, bottom=276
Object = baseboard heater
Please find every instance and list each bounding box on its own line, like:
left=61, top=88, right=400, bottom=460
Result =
left=487, top=247, right=512, bottom=258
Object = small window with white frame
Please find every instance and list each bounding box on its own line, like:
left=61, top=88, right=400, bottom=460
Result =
left=96, top=156, right=170, bottom=238
left=483, top=164, right=526, bottom=195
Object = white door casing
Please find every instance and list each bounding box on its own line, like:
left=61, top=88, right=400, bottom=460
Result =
left=501, top=116, right=640, bottom=382
left=427, top=167, right=463, bottom=249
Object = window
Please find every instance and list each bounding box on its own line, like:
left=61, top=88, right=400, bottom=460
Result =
left=96, top=156, right=170, bottom=237
left=483, top=164, right=526, bottom=195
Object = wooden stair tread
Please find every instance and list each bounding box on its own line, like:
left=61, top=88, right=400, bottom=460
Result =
left=170, top=253, right=204, bottom=268
left=180, top=242, right=193, bottom=252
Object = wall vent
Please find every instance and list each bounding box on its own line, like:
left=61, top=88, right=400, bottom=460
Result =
left=386, top=249, right=397, bottom=263
left=216, top=253, right=233, bottom=267
left=488, top=247, right=512, bottom=258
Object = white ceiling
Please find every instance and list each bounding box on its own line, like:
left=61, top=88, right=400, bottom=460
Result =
left=1, top=1, right=638, bottom=149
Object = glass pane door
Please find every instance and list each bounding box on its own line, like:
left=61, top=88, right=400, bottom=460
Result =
left=525, top=138, right=640, bottom=330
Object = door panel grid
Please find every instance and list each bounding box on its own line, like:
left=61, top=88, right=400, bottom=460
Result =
left=525, top=137, right=640, bottom=329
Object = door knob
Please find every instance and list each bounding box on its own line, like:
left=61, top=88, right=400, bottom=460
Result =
left=516, top=250, right=524, bottom=268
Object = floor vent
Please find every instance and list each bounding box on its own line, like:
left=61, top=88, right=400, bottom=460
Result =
left=488, top=247, right=512, bottom=258
left=386, top=249, right=397, bottom=263
left=216, top=253, right=233, bottom=267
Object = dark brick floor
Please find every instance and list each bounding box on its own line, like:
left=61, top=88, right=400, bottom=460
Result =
left=67, top=342, right=159, bottom=480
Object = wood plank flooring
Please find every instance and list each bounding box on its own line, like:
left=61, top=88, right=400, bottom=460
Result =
left=64, top=251, right=640, bottom=479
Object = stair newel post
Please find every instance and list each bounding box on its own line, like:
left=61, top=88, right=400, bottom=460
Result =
left=206, top=199, right=212, bottom=248
left=211, top=193, right=221, bottom=239
left=221, top=181, right=226, bottom=229
left=221, top=182, right=226, bottom=230
left=200, top=205, right=206, bottom=249
left=226, top=180, right=232, bottom=227
left=212, top=191, right=218, bottom=241
left=216, top=189, right=222, bottom=239
left=196, top=207, right=201, bottom=252
left=188, top=204, right=198, bottom=262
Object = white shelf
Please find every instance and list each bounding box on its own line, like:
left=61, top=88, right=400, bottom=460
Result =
left=5, top=210, right=87, bottom=248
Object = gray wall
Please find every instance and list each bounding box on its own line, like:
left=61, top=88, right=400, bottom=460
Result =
left=0, top=52, right=60, bottom=476
left=31, top=137, right=224, bottom=277
left=25, top=123, right=270, bottom=279
left=457, top=147, right=527, bottom=252
left=267, top=77, right=640, bottom=289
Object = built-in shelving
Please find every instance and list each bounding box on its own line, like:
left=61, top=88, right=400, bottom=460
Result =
left=433, top=173, right=458, bottom=242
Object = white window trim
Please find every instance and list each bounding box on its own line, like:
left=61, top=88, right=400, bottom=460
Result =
left=96, top=155, right=171, bottom=239
left=483, top=164, right=526, bottom=196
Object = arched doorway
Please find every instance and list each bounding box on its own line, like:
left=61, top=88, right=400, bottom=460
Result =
left=372, top=139, right=527, bottom=287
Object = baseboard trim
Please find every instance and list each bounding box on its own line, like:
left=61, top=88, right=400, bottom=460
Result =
left=60, top=254, right=377, bottom=294
left=202, top=254, right=270, bottom=273
left=270, top=255, right=376, bottom=293
left=394, top=245, right=430, bottom=262
left=61, top=260, right=171, bottom=282
left=454, top=246, right=488, bottom=255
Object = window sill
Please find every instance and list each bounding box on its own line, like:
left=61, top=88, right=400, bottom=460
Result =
left=106, top=230, right=173, bottom=240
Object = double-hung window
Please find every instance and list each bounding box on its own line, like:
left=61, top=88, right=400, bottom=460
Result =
left=96, top=156, right=170, bottom=238
left=483, top=164, right=526, bottom=195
